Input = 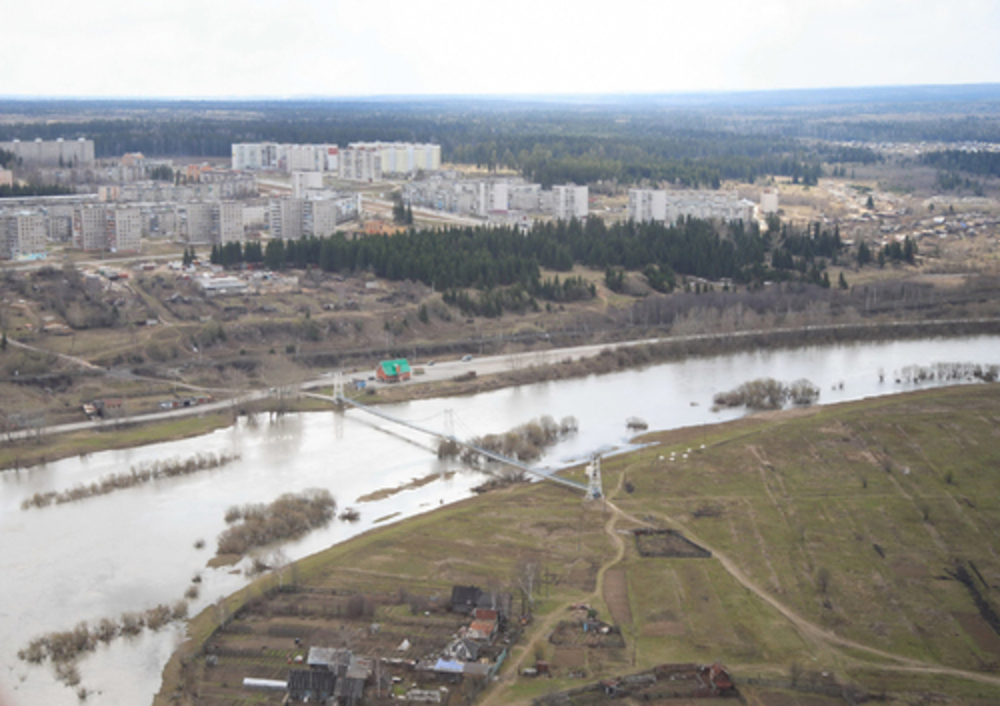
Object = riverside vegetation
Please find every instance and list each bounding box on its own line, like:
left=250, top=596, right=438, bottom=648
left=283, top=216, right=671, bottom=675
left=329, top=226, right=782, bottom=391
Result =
left=20, top=452, right=239, bottom=510
left=217, top=488, right=336, bottom=557
left=437, top=414, right=578, bottom=464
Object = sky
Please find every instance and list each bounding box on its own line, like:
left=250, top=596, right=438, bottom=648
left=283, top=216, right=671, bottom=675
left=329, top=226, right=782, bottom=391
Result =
left=2, top=0, right=1000, bottom=98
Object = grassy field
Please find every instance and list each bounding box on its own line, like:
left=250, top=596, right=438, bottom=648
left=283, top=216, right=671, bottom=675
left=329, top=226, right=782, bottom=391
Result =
left=154, top=383, right=1000, bottom=705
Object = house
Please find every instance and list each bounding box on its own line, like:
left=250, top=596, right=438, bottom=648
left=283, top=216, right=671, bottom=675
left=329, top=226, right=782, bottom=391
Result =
left=287, top=669, right=335, bottom=702
left=467, top=618, right=497, bottom=643
left=308, top=646, right=352, bottom=671
left=443, top=637, right=480, bottom=662
left=376, top=359, right=411, bottom=383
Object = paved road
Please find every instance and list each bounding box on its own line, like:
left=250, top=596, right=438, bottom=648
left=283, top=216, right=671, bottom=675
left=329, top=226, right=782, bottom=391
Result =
left=5, top=316, right=998, bottom=443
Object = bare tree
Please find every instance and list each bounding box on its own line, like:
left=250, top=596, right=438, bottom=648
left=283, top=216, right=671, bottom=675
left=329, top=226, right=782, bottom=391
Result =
left=514, top=556, right=542, bottom=616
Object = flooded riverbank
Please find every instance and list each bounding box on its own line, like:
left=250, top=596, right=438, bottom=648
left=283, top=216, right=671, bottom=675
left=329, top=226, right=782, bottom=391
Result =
left=2, top=335, right=998, bottom=705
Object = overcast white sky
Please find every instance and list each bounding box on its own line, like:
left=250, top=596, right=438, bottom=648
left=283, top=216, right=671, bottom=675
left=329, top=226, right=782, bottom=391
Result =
left=2, top=0, right=999, bottom=98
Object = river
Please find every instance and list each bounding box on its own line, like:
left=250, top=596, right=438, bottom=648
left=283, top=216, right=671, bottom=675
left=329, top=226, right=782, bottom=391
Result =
left=1, top=335, right=998, bottom=705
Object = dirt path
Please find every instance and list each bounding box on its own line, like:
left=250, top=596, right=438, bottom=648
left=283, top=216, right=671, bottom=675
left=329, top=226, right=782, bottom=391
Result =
left=479, top=491, right=628, bottom=706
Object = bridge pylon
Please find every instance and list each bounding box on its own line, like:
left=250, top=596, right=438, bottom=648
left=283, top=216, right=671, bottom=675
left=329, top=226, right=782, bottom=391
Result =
left=586, top=454, right=603, bottom=500
left=333, top=372, right=345, bottom=408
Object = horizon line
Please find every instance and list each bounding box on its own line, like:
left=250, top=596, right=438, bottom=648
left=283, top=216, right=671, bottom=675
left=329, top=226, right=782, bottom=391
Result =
left=3, top=81, right=1000, bottom=103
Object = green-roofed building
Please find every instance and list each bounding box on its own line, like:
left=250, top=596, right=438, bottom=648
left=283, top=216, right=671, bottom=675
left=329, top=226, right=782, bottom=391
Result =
left=376, top=358, right=411, bottom=383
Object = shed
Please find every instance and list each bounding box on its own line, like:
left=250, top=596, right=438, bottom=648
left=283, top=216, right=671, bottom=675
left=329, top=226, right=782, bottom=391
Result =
left=376, top=358, right=411, bottom=383
left=450, top=585, right=481, bottom=614
left=287, top=669, right=335, bottom=702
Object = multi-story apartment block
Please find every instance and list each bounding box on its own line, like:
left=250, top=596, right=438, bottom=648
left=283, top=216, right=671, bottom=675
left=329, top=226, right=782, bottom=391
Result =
left=476, top=180, right=510, bottom=216
left=267, top=197, right=356, bottom=239
left=339, top=145, right=383, bottom=183
left=213, top=202, right=245, bottom=244
left=269, top=199, right=305, bottom=240
left=347, top=142, right=441, bottom=176
left=232, top=143, right=338, bottom=172
left=0, top=211, right=47, bottom=259
left=0, top=138, right=95, bottom=167
left=0, top=169, right=12, bottom=188
left=628, top=189, right=668, bottom=223
left=303, top=199, right=339, bottom=238
left=72, top=206, right=141, bottom=252
left=107, top=207, right=141, bottom=252
left=552, top=184, right=589, bottom=221
left=73, top=206, right=108, bottom=251
left=177, top=202, right=215, bottom=244
left=760, top=188, right=779, bottom=215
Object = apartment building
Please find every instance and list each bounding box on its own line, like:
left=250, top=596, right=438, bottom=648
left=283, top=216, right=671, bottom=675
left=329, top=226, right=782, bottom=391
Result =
left=0, top=138, right=95, bottom=167
left=269, top=199, right=305, bottom=240
left=347, top=142, right=441, bottom=176
left=0, top=211, right=47, bottom=259
left=339, top=145, right=383, bottom=182
left=72, top=206, right=141, bottom=252
left=213, top=202, right=245, bottom=244
left=232, top=143, right=338, bottom=172
left=553, top=184, right=589, bottom=221
left=627, top=188, right=668, bottom=223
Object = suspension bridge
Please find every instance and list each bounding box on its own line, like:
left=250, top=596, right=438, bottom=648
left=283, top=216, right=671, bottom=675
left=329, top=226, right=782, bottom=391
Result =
left=302, top=377, right=601, bottom=498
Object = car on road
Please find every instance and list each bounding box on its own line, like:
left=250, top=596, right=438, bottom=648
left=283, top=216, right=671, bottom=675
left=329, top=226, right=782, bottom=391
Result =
left=427, top=361, right=435, bottom=366
left=461, top=355, right=473, bottom=362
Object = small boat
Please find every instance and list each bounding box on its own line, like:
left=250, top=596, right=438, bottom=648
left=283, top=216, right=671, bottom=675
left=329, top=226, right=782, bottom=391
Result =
left=626, top=417, right=648, bottom=430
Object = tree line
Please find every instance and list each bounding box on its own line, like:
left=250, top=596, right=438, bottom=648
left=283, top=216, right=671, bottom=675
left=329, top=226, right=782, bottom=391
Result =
left=203, top=215, right=885, bottom=318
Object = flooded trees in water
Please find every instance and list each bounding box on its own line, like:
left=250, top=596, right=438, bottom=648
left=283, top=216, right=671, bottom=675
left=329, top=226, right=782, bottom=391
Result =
left=444, top=415, right=578, bottom=465
left=713, top=377, right=819, bottom=411
left=217, top=488, right=336, bottom=556
left=21, top=452, right=240, bottom=510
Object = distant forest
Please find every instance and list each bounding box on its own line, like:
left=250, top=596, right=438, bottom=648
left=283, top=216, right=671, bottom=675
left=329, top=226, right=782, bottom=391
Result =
left=2, top=94, right=998, bottom=187
left=3, top=98, right=977, bottom=189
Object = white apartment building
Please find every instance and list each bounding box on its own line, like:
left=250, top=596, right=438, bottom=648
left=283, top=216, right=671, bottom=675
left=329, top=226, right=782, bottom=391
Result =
left=477, top=180, right=510, bottom=216
left=107, top=207, right=141, bottom=252
left=627, top=189, right=668, bottom=223
left=269, top=199, right=305, bottom=240
left=626, top=189, right=756, bottom=225
left=664, top=191, right=755, bottom=224
left=553, top=184, right=589, bottom=221
left=347, top=142, right=441, bottom=176
left=72, top=206, right=141, bottom=252
left=292, top=171, right=324, bottom=198
left=303, top=199, right=340, bottom=238
left=339, top=145, right=383, bottom=182
left=0, top=138, right=95, bottom=167
left=178, top=203, right=215, bottom=244
left=213, top=202, right=245, bottom=244
left=176, top=202, right=243, bottom=245
left=760, top=188, right=779, bottom=215
left=0, top=211, right=47, bottom=259
left=232, top=143, right=338, bottom=172
left=73, top=206, right=109, bottom=251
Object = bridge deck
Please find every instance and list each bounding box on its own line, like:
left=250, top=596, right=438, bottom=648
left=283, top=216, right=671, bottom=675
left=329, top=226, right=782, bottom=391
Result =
left=304, top=392, right=590, bottom=493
